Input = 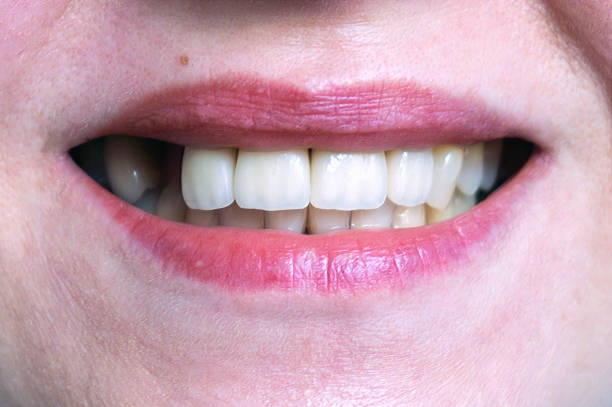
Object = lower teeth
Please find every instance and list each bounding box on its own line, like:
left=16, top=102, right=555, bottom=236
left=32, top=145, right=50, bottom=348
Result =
left=70, top=137, right=533, bottom=234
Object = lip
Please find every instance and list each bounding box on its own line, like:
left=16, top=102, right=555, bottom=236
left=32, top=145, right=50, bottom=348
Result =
left=63, top=77, right=547, bottom=293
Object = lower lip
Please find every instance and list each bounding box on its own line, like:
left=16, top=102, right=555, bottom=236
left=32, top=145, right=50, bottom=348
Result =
left=61, top=150, right=546, bottom=293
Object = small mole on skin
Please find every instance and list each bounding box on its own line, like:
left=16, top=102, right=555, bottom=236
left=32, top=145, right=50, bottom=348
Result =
left=179, top=55, right=189, bottom=66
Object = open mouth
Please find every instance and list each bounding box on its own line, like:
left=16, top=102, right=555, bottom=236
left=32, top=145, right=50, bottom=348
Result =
left=67, top=79, right=540, bottom=292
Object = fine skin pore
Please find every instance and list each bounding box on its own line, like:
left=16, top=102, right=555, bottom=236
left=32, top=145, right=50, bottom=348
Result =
left=1, top=1, right=611, bottom=405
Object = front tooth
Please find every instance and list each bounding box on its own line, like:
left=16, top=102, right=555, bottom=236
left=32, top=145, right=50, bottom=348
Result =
left=456, top=143, right=484, bottom=196
left=185, top=209, right=219, bottom=226
left=219, top=203, right=264, bottom=229
left=311, top=151, right=387, bottom=210
left=480, top=140, right=503, bottom=191
left=307, top=206, right=350, bottom=234
left=426, top=192, right=476, bottom=224
left=181, top=147, right=236, bottom=210
left=386, top=149, right=434, bottom=206
left=265, top=209, right=307, bottom=233
left=155, top=184, right=187, bottom=222
left=426, top=145, right=464, bottom=209
left=234, top=150, right=310, bottom=211
left=392, top=205, right=426, bottom=228
left=104, top=136, right=161, bottom=203
left=351, top=200, right=395, bottom=230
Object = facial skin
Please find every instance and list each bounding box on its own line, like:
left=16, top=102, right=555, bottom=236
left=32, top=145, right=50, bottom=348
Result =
left=1, top=1, right=611, bottom=405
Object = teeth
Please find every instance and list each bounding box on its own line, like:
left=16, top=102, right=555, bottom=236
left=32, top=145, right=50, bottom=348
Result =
left=392, top=205, right=426, bottom=228
left=219, top=203, right=264, bottom=229
left=307, top=206, right=350, bottom=234
left=426, top=145, right=464, bottom=209
left=155, top=184, right=187, bottom=222
left=181, top=148, right=236, bottom=210
left=480, top=140, right=503, bottom=191
left=133, top=189, right=160, bottom=214
left=265, top=209, right=307, bottom=233
left=386, top=149, right=434, bottom=206
left=310, top=151, right=387, bottom=210
left=456, top=143, right=484, bottom=196
left=234, top=150, right=310, bottom=211
left=185, top=209, right=219, bottom=227
left=426, top=192, right=477, bottom=224
left=104, top=136, right=161, bottom=203
left=351, top=200, right=395, bottom=230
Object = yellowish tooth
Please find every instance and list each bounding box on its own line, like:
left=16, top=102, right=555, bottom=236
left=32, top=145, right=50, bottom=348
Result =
left=392, top=205, right=426, bottom=228
left=457, top=143, right=484, bottom=196
left=155, top=184, right=187, bottom=222
left=104, top=136, right=161, bottom=203
left=307, top=206, right=350, bottom=234
left=219, top=203, right=264, bottom=229
left=386, top=148, right=434, bottom=206
left=351, top=200, right=395, bottom=230
left=426, top=192, right=476, bottom=224
left=265, top=209, right=307, bottom=233
left=426, top=145, right=464, bottom=209
left=185, top=209, right=219, bottom=226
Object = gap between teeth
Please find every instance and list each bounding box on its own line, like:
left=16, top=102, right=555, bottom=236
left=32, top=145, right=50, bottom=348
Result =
left=105, top=140, right=502, bottom=234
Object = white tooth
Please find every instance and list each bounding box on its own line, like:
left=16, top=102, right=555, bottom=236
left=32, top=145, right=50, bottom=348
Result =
left=307, top=206, right=350, bottom=234
left=133, top=189, right=160, bottom=214
left=426, top=192, right=476, bottom=224
left=265, top=209, right=307, bottom=233
left=386, top=149, right=434, bottom=206
left=457, top=143, right=484, bottom=196
left=155, top=184, right=187, bottom=222
left=426, top=145, right=464, bottom=209
left=234, top=150, right=310, bottom=211
left=219, top=203, right=264, bottom=229
left=351, top=200, right=395, bottom=230
left=311, top=151, right=387, bottom=210
left=480, top=140, right=503, bottom=191
left=185, top=209, right=219, bottom=226
left=392, top=205, right=426, bottom=228
left=181, top=147, right=236, bottom=210
left=104, top=136, right=161, bottom=203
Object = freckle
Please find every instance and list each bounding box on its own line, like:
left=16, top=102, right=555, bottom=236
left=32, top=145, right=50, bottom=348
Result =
left=179, top=55, right=189, bottom=66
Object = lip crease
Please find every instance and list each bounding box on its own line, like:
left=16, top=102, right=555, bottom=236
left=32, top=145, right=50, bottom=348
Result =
left=65, top=76, right=546, bottom=293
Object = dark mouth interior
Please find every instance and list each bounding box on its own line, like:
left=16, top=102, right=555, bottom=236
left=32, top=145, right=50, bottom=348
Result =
left=70, top=136, right=534, bottom=234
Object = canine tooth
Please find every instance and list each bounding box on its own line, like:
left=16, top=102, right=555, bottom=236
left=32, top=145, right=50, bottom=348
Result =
left=133, top=189, right=159, bottom=214
left=185, top=209, right=219, bottom=226
left=265, top=209, right=307, bottom=233
left=104, top=136, right=161, bottom=203
left=386, top=149, right=434, bottom=206
left=426, top=145, right=464, bottom=209
left=480, top=140, right=503, bottom=191
left=392, top=205, right=426, bottom=228
left=426, top=192, right=476, bottom=224
left=307, top=206, right=350, bottom=234
left=457, top=143, right=484, bottom=196
left=155, top=184, right=187, bottom=222
left=311, top=151, right=387, bottom=210
left=219, top=203, right=264, bottom=229
left=234, top=150, right=310, bottom=211
left=182, top=148, right=236, bottom=210
left=351, top=200, right=395, bottom=230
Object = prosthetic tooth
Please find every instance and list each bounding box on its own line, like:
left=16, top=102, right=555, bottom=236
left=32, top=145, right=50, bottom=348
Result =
left=426, top=192, right=477, bottom=224
left=307, top=206, right=350, bottom=234
left=457, top=143, right=484, bottom=196
left=104, top=136, right=161, bottom=203
left=181, top=148, right=236, bottom=210
left=351, top=200, right=395, bottom=230
left=155, top=184, right=187, bottom=222
left=265, top=209, right=307, bottom=233
left=234, top=150, right=310, bottom=211
left=392, top=205, right=426, bottom=228
left=480, top=140, right=503, bottom=191
left=219, top=203, right=264, bottom=229
left=185, top=209, right=219, bottom=227
left=311, top=151, right=387, bottom=210
left=426, top=145, right=464, bottom=209
left=386, top=149, right=434, bottom=206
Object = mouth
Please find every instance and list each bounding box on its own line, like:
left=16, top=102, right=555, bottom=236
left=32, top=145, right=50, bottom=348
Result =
left=67, top=77, right=540, bottom=293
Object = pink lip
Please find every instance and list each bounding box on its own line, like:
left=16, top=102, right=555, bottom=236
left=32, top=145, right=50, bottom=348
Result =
left=66, top=76, right=545, bottom=293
